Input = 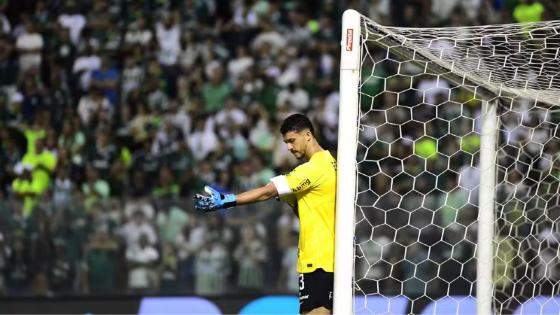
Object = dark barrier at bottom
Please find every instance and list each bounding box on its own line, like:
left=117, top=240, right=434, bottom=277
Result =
left=1, top=295, right=560, bottom=314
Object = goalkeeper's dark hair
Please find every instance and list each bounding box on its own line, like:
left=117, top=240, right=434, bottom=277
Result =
left=280, top=113, right=315, bottom=136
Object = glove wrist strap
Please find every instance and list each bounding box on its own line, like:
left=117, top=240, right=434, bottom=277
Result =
left=223, top=200, right=237, bottom=208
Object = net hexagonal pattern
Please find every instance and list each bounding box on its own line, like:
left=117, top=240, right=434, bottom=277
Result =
left=353, top=16, right=560, bottom=315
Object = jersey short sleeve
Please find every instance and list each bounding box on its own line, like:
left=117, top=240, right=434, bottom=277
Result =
left=270, top=163, right=318, bottom=197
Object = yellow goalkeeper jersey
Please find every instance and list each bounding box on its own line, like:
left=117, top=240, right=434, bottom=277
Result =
left=271, top=150, right=337, bottom=273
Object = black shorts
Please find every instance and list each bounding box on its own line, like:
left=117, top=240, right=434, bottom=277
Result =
left=299, top=268, right=334, bottom=314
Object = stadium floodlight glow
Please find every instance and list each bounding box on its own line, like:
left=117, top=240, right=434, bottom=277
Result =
left=336, top=9, right=560, bottom=315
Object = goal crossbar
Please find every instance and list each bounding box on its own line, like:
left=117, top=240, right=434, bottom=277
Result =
left=363, top=19, right=560, bottom=106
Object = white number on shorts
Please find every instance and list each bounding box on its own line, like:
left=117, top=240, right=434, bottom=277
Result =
left=299, top=274, right=304, bottom=290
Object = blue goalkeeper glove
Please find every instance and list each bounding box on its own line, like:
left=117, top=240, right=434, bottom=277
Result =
left=194, top=185, right=237, bottom=212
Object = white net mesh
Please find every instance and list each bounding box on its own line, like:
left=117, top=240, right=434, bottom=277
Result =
left=354, top=16, right=560, bottom=315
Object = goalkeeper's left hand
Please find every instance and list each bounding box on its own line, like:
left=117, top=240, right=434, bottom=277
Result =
left=194, top=185, right=237, bottom=212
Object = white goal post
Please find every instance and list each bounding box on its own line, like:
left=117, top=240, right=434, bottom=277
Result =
left=335, top=9, right=560, bottom=315
left=335, top=9, right=362, bottom=315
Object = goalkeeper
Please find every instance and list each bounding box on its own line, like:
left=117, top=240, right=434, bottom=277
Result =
left=194, top=113, right=336, bottom=315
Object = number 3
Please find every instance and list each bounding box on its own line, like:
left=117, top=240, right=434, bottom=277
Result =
left=299, top=274, right=304, bottom=290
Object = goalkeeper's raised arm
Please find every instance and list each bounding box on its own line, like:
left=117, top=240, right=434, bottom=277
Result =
left=193, top=183, right=278, bottom=211
left=193, top=113, right=337, bottom=315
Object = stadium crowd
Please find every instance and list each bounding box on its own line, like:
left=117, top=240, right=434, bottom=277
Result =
left=0, top=0, right=559, bottom=299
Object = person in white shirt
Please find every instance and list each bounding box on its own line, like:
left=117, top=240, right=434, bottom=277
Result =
left=72, top=46, right=101, bottom=91
left=188, top=117, right=218, bottom=161
left=15, top=20, right=43, bottom=74
left=77, top=87, right=111, bottom=127
left=126, top=234, right=159, bottom=293
left=276, top=83, right=310, bottom=112
left=156, top=13, right=180, bottom=67
left=118, top=210, right=158, bottom=247
left=57, top=3, right=86, bottom=44
left=227, top=46, right=254, bottom=83
left=252, top=21, right=287, bottom=55
left=124, top=16, right=153, bottom=48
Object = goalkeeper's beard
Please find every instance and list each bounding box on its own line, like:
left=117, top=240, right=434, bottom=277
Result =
left=291, top=150, right=304, bottom=159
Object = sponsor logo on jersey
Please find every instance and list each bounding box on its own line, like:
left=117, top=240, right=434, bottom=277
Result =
left=292, top=178, right=311, bottom=193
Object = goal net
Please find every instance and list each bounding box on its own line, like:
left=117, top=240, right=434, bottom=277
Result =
left=335, top=10, right=560, bottom=315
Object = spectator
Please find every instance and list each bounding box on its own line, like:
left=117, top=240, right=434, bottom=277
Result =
left=249, top=114, right=276, bottom=153
left=276, top=83, right=309, bottom=113
left=0, top=131, right=23, bottom=194
left=201, top=66, right=231, bottom=113
left=51, top=206, right=88, bottom=267
left=86, top=0, right=114, bottom=46
left=57, top=2, right=86, bottom=44
left=214, top=97, right=248, bottom=138
left=81, top=164, right=110, bottom=208
left=166, top=99, right=192, bottom=144
left=125, top=233, right=159, bottom=294
left=72, top=44, right=101, bottom=91
left=152, top=166, right=180, bottom=200
left=90, top=56, right=119, bottom=106
left=48, top=238, right=75, bottom=293
left=20, top=70, right=47, bottom=122
left=124, top=16, right=153, bottom=48
left=151, top=119, right=180, bottom=156
left=57, top=119, right=86, bottom=168
left=227, top=46, right=254, bottom=83
left=52, top=166, right=74, bottom=208
left=46, top=68, right=73, bottom=131
left=77, top=87, right=111, bottom=127
left=11, top=163, right=40, bottom=217
left=228, top=124, right=250, bottom=161
left=129, top=102, right=153, bottom=144
left=178, top=31, right=203, bottom=72
left=158, top=243, right=179, bottom=292
left=155, top=12, right=181, bottom=67
left=156, top=204, right=188, bottom=245
left=87, top=203, right=118, bottom=237
left=188, top=116, right=219, bottom=161
left=4, top=236, right=31, bottom=295
left=233, top=223, right=266, bottom=291
left=121, top=56, right=145, bottom=103
left=87, top=128, right=117, bottom=178
left=251, top=20, right=287, bottom=55
left=48, top=26, right=76, bottom=78
left=118, top=209, right=157, bottom=247
left=167, top=139, right=194, bottom=195
left=83, top=226, right=118, bottom=294
left=0, top=35, right=18, bottom=92
left=126, top=169, right=152, bottom=198
left=513, top=0, right=545, bottom=23
left=175, top=217, right=201, bottom=290
left=15, top=19, right=43, bottom=75
left=194, top=233, right=229, bottom=296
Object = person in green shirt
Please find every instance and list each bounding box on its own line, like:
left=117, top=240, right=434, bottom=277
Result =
left=82, top=165, right=111, bottom=210
left=201, top=67, right=231, bottom=113
left=21, top=137, right=57, bottom=193
left=11, top=163, right=41, bottom=217
left=84, top=227, right=118, bottom=293
left=152, top=165, right=180, bottom=200
left=513, top=0, right=544, bottom=23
